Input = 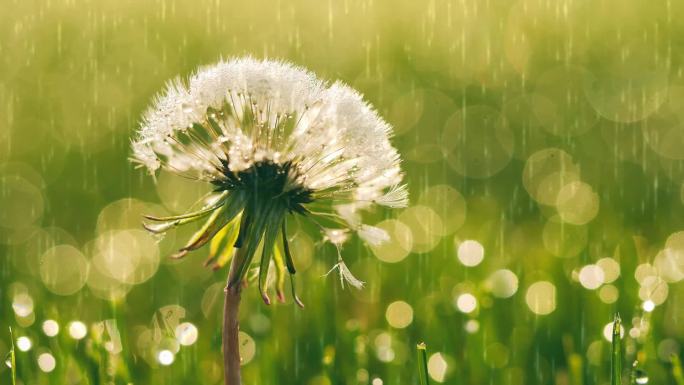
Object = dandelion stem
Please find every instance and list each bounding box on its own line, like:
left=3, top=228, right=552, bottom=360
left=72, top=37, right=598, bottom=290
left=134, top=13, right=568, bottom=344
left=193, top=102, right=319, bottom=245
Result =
left=611, top=313, right=622, bottom=385
left=223, top=252, right=243, bottom=385
left=417, top=342, right=430, bottom=385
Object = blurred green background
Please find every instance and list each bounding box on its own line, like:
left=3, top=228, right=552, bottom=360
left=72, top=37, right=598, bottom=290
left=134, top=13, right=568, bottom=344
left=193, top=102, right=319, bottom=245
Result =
left=2, top=0, right=684, bottom=384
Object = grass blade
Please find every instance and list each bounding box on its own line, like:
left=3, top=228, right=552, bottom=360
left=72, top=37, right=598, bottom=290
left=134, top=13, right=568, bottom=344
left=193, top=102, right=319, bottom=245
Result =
left=611, top=313, right=622, bottom=385
left=672, top=354, right=684, bottom=385
left=562, top=334, right=584, bottom=385
left=417, top=342, right=430, bottom=385
left=9, top=327, right=16, bottom=385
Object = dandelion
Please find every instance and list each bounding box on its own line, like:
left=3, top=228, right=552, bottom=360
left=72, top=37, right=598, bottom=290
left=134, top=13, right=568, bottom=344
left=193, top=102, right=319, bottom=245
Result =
left=131, top=57, right=407, bottom=384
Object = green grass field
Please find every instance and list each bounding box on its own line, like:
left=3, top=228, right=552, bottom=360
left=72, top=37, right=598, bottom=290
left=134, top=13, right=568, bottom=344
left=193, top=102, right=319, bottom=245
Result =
left=2, top=0, right=684, bottom=384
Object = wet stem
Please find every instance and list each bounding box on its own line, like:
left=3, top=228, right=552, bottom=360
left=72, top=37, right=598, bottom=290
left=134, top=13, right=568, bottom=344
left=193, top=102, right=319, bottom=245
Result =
left=223, top=251, right=243, bottom=385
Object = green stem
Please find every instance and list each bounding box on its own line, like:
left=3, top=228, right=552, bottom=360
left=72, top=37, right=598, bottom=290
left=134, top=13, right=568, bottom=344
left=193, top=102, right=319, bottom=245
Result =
left=417, top=342, right=430, bottom=385
left=223, top=253, right=243, bottom=385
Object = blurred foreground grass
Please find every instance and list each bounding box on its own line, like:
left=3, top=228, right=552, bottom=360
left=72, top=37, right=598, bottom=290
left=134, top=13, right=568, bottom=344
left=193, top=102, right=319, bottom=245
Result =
left=2, top=0, right=684, bottom=384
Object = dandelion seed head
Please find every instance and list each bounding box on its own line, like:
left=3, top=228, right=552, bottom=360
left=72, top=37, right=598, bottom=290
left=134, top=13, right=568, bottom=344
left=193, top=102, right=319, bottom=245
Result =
left=132, top=57, right=405, bottom=297
left=133, top=58, right=404, bottom=212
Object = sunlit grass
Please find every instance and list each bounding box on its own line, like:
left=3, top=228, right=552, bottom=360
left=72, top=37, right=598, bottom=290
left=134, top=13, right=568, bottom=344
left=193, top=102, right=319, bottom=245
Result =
left=8, top=328, right=16, bottom=385
left=672, top=354, right=684, bottom=385
left=417, top=342, right=430, bottom=385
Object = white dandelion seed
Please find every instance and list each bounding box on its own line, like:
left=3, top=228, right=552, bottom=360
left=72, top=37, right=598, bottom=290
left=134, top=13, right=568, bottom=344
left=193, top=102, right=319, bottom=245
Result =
left=325, top=257, right=365, bottom=289
left=323, top=228, right=351, bottom=246
left=373, top=183, right=409, bottom=208
left=132, top=57, right=406, bottom=302
left=358, top=225, right=390, bottom=246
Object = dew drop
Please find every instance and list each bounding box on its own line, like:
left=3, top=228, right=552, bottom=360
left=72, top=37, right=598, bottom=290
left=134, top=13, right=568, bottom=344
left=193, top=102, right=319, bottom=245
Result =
left=634, top=370, right=649, bottom=384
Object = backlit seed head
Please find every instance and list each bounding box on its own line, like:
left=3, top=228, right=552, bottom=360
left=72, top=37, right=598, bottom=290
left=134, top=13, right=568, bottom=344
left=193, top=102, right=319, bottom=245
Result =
left=131, top=57, right=407, bottom=301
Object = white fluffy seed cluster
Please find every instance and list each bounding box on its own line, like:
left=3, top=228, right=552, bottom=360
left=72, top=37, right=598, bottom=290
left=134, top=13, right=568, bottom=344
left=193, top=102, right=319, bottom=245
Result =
left=132, top=57, right=407, bottom=248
